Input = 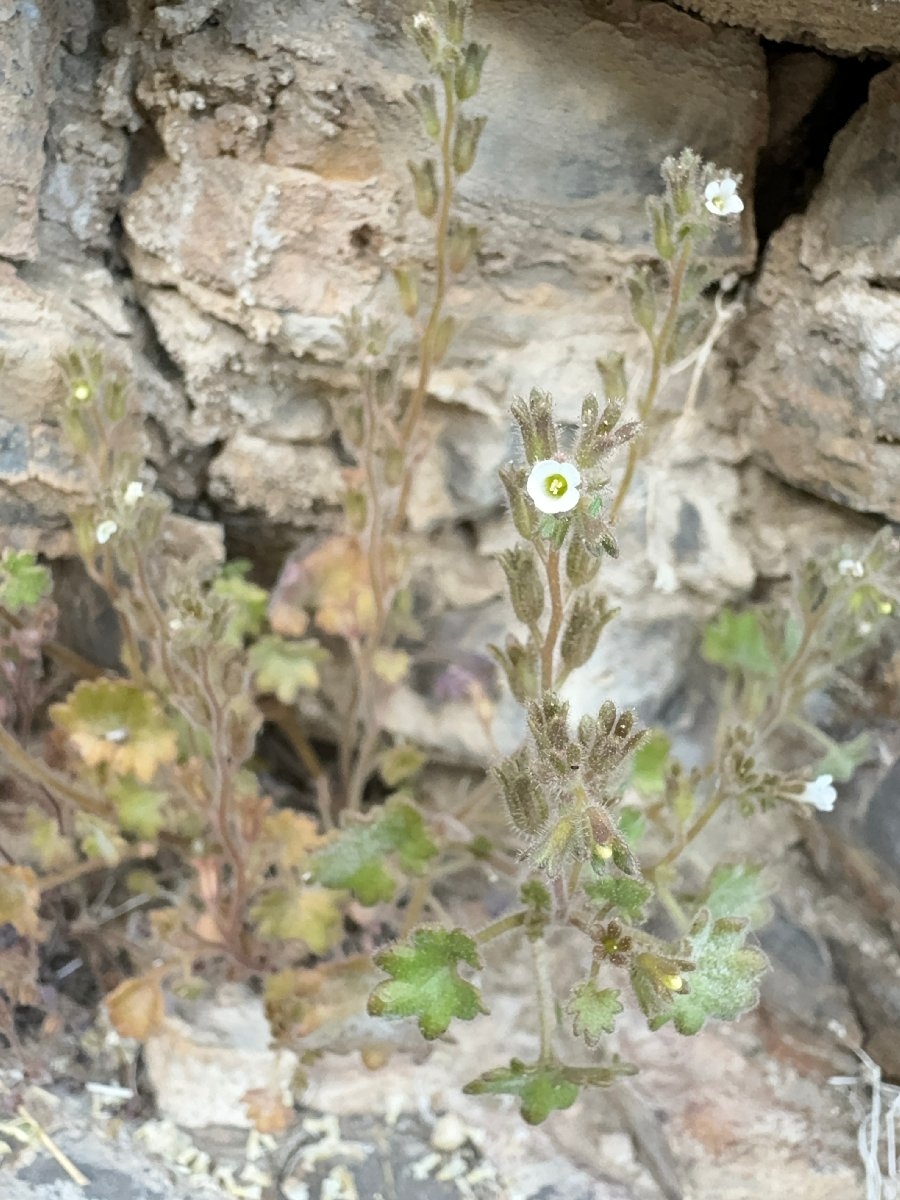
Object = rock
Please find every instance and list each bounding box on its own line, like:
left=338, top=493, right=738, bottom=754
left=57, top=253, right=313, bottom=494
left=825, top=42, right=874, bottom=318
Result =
left=738, top=66, right=900, bottom=520
left=144, top=985, right=299, bottom=1130
left=207, top=433, right=345, bottom=521
left=668, top=0, right=900, bottom=55
left=0, top=0, right=64, bottom=260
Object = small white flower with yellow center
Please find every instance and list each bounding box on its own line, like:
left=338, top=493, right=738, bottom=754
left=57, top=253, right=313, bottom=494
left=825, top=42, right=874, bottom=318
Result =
left=95, top=519, right=118, bottom=545
left=123, top=481, right=145, bottom=506
left=526, top=459, right=581, bottom=515
left=704, top=177, right=744, bottom=217
left=798, top=774, right=837, bottom=812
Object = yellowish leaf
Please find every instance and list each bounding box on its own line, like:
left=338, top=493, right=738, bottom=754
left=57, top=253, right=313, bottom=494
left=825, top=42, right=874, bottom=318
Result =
left=0, top=866, right=42, bottom=938
left=372, top=649, right=410, bottom=685
left=105, top=973, right=165, bottom=1040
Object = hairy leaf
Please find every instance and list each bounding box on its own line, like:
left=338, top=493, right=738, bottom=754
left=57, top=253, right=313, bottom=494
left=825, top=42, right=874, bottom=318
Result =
left=630, top=730, right=670, bottom=794
left=583, top=876, right=653, bottom=922
left=368, top=926, right=487, bottom=1039
left=702, top=609, right=776, bottom=677
left=463, top=1059, right=578, bottom=1125
left=250, top=886, right=344, bottom=955
left=696, top=863, right=773, bottom=929
left=567, top=983, right=623, bottom=1046
left=0, top=549, right=52, bottom=612
left=649, top=910, right=768, bottom=1036
left=311, top=797, right=437, bottom=905
left=250, top=635, right=327, bottom=704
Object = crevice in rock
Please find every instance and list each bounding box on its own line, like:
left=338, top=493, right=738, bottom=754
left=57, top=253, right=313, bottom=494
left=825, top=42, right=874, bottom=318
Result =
left=754, top=43, right=888, bottom=252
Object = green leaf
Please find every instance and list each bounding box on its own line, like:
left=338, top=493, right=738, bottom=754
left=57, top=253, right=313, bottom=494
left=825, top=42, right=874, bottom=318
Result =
left=813, top=732, right=870, bottom=783
left=109, top=777, right=168, bottom=839
left=211, top=563, right=269, bottom=644
left=0, top=550, right=52, bottom=612
left=649, top=910, right=768, bottom=1036
left=702, top=608, right=776, bottom=677
left=368, top=926, right=487, bottom=1039
left=463, top=1059, right=579, bottom=1125
left=566, top=983, right=623, bottom=1046
left=583, top=876, right=653, bottom=922
left=250, top=886, right=343, bottom=955
left=378, top=743, right=426, bottom=788
left=616, top=806, right=646, bottom=848
left=310, top=796, right=437, bottom=905
left=696, top=863, right=773, bottom=930
left=630, top=730, right=670, bottom=795
left=249, top=635, right=328, bottom=704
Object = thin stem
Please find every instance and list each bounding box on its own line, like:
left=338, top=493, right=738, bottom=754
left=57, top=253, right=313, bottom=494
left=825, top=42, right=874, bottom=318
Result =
left=647, top=785, right=727, bottom=875
left=0, top=722, right=109, bottom=818
left=541, top=548, right=564, bottom=691
left=393, top=72, right=456, bottom=533
left=609, top=241, right=692, bottom=524
left=531, top=937, right=556, bottom=1063
left=0, top=605, right=104, bottom=681
left=475, top=910, right=526, bottom=945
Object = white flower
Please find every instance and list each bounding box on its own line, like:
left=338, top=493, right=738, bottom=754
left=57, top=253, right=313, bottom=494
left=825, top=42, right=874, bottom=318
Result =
left=704, top=177, right=744, bottom=217
left=838, top=558, right=865, bottom=578
left=123, top=481, right=145, bottom=506
left=95, top=519, right=118, bottom=545
left=526, top=459, right=581, bottom=515
left=799, top=774, right=837, bottom=812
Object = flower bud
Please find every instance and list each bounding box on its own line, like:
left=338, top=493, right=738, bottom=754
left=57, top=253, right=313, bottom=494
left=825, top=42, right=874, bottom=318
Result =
left=510, top=389, right=558, bottom=464
left=561, top=594, right=616, bottom=673
left=580, top=392, right=600, bottom=429
left=596, top=352, right=627, bottom=402
left=344, top=489, right=367, bottom=532
left=392, top=264, right=420, bottom=318
left=383, top=445, right=405, bottom=487
left=495, top=753, right=549, bottom=835
left=71, top=378, right=93, bottom=406
left=431, top=314, right=456, bottom=363
left=411, top=11, right=442, bottom=64
left=445, top=0, right=466, bottom=44
left=566, top=534, right=601, bottom=587
left=405, top=83, right=441, bottom=140
left=452, top=114, right=485, bottom=175
left=627, top=268, right=657, bottom=336
left=498, top=546, right=545, bottom=626
left=649, top=198, right=675, bottom=261
left=455, top=41, right=490, bottom=99
left=499, top=464, right=536, bottom=539
left=447, top=220, right=480, bottom=272
left=408, top=158, right=439, bottom=219
left=489, top=635, right=539, bottom=704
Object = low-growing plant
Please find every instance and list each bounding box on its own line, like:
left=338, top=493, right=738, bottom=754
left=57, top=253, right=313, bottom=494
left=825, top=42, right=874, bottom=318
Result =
left=0, top=0, right=897, bottom=1136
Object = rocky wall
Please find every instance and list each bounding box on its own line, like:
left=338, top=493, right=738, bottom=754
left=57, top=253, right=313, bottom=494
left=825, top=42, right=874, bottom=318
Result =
left=1, top=0, right=899, bottom=1084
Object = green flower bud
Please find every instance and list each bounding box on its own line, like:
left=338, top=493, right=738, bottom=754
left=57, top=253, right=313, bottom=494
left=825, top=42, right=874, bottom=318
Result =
left=488, top=635, right=539, bottom=704
left=560, top=594, right=616, bottom=674
left=344, top=489, right=367, bottom=532
left=447, top=220, right=480, bottom=273
left=566, top=534, right=601, bottom=587
left=649, top=198, right=675, bottom=261
left=527, top=692, right=570, bottom=758
left=408, top=158, right=439, bottom=219
left=596, top=352, right=627, bottom=402
left=498, top=545, right=545, bottom=626
left=627, top=268, right=657, bottom=336
left=445, top=0, right=467, bottom=44
left=495, top=752, right=549, bottom=835
left=452, top=114, right=486, bottom=175
left=406, top=83, right=441, bottom=140
left=431, top=314, right=456, bottom=364
left=598, top=700, right=617, bottom=734
left=411, top=11, right=442, bottom=64
left=455, top=42, right=490, bottom=100
left=393, top=264, right=420, bottom=318
left=383, top=445, right=405, bottom=487
left=499, top=464, right=536, bottom=539
left=580, top=392, right=600, bottom=429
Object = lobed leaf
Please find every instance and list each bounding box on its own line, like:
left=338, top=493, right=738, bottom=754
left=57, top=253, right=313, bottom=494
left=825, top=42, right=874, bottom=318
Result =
left=368, top=926, right=487, bottom=1039
left=566, top=983, right=623, bottom=1046
left=463, top=1059, right=578, bottom=1125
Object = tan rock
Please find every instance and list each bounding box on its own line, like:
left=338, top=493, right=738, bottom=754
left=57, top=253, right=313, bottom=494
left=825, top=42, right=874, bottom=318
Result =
left=669, top=0, right=900, bottom=55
